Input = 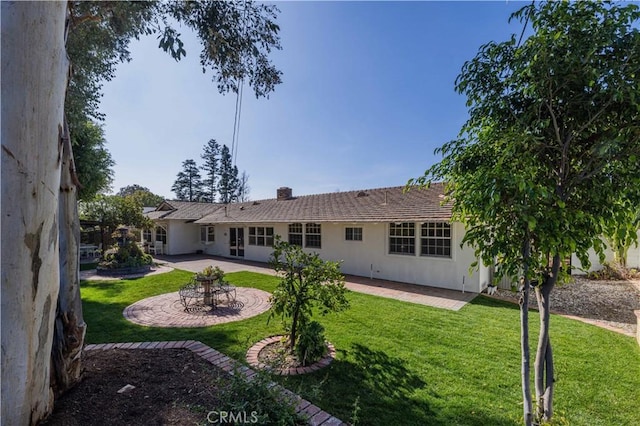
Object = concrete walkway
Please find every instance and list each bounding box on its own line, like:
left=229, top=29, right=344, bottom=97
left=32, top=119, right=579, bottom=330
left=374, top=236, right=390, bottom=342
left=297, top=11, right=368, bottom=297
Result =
left=155, top=254, right=476, bottom=311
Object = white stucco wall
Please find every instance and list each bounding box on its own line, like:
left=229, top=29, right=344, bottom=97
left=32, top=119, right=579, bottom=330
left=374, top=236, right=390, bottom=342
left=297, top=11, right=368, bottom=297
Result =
left=571, top=231, right=640, bottom=273
left=626, top=231, right=640, bottom=269
left=188, top=221, right=483, bottom=292
left=166, top=221, right=200, bottom=255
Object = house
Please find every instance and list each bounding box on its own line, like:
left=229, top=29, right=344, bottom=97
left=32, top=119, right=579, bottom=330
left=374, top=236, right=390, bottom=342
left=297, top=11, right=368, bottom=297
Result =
left=145, top=185, right=493, bottom=293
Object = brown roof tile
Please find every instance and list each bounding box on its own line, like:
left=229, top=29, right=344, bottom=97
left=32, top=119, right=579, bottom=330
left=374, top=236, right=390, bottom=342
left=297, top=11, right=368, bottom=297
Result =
left=184, top=184, right=451, bottom=224
left=146, top=200, right=224, bottom=221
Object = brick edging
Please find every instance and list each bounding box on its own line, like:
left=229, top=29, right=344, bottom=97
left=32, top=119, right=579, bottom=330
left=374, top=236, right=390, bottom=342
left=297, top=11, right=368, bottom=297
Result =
left=246, top=335, right=336, bottom=376
left=84, top=341, right=347, bottom=426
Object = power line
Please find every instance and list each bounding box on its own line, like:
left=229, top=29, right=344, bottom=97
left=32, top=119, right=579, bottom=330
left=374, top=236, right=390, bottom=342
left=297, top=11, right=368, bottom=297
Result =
left=231, top=78, right=244, bottom=166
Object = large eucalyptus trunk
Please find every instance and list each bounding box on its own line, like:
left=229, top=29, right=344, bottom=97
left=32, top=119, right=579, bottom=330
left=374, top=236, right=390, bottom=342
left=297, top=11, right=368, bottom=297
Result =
left=534, top=255, right=559, bottom=423
left=1, top=1, right=69, bottom=424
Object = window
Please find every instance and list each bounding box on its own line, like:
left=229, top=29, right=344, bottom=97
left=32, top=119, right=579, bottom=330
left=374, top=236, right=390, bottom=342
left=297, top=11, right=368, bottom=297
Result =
left=389, top=223, right=415, bottom=255
left=345, top=227, right=363, bottom=241
left=155, top=226, right=167, bottom=244
left=200, top=225, right=215, bottom=244
left=143, top=229, right=152, bottom=243
left=421, top=222, right=451, bottom=257
left=288, top=223, right=303, bottom=246
left=305, top=223, right=322, bottom=248
left=249, top=227, right=274, bottom=246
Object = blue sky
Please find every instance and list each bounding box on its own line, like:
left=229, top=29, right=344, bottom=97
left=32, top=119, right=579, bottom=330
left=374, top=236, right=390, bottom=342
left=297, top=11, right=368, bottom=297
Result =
left=100, top=1, right=530, bottom=201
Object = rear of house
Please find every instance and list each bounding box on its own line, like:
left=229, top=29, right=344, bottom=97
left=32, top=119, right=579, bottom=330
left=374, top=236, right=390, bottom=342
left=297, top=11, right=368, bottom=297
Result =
left=145, top=185, right=492, bottom=293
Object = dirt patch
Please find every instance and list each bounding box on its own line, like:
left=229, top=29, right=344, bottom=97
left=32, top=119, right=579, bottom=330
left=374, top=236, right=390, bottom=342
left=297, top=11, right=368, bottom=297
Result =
left=42, top=349, right=227, bottom=425
left=258, top=338, right=304, bottom=370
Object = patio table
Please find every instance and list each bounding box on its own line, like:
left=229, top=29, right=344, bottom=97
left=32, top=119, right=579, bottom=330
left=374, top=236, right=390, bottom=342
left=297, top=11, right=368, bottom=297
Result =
left=195, top=277, right=219, bottom=306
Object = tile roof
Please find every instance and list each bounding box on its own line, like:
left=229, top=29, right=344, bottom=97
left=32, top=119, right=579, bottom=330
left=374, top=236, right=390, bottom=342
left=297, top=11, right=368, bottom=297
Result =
left=149, top=184, right=451, bottom=224
left=147, top=200, right=225, bottom=221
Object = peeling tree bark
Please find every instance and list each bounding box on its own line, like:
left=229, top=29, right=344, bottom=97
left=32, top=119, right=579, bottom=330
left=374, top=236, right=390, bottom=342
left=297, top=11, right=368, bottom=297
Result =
left=1, top=2, right=69, bottom=424
left=51, top=119, right=86, bottom=397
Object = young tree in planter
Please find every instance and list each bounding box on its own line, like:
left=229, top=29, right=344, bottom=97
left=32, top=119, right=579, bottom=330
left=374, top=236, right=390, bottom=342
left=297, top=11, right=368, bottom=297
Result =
left=411, top=2, right=639, bottom=424
left=269, top=238, right=349, bottom=361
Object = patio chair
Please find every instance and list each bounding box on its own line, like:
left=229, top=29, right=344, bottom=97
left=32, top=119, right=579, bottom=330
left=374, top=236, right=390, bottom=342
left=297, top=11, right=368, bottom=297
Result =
left=155, top=240, right=164, bottom=255
left=150, top=241, right=163, bottom=255
left=215, top=281, right=236, bottom=303
left=179, top=280, right=204, bottom=310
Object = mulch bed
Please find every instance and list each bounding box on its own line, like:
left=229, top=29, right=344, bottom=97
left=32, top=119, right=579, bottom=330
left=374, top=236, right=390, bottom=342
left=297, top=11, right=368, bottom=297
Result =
left=493, top=277, right=640, bottom=335
left=42, top=349, right=227, bottom=425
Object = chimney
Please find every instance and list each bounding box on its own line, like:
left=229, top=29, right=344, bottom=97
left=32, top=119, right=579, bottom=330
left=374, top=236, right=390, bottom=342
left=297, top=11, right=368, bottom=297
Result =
left=277, top=187, right=292, bottom=200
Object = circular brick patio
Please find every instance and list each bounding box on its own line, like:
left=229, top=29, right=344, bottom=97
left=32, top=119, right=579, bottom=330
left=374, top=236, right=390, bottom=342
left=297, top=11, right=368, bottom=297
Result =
left=123, top=287, right=271, bottom=328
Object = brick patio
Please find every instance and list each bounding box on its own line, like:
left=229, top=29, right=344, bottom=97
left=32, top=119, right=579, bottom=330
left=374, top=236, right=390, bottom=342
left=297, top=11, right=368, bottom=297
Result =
left=123, top=287, right=271, bottom=328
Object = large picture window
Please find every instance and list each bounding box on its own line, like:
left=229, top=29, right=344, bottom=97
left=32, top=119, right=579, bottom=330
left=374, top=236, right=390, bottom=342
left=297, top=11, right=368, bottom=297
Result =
left=421, top=222, right=451, bottom=258
left=305, top=223, right=322, bottom=248
left=200, top=225, right=215, bottom=244
left=288, top=223, right=303, bottom=246
left=249, top=227, right=274, bottom=246
left=389, top=223, right=415, bottom=255
left=345, top=227, right=363, bottom=241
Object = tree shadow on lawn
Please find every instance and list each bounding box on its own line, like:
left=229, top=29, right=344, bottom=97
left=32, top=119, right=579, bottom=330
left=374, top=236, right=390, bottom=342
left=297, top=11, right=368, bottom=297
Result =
left=283, top=343, right=515, bottom=426
left=470, top=295, right=521, bottom=311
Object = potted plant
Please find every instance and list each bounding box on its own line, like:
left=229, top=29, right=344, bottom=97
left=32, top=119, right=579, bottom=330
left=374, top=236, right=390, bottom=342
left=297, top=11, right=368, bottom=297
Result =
left=197, top=265, right=225, bottom=283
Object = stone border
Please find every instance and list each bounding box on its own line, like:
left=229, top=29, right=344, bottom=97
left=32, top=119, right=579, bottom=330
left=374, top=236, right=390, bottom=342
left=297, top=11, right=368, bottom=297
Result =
left=96, top=264, right=152, bottom=276
left=81, top=265, right=174, bottom=281
left=246, top=335, right=336, bottom=376
left=84, top=340, right=346, bottom=426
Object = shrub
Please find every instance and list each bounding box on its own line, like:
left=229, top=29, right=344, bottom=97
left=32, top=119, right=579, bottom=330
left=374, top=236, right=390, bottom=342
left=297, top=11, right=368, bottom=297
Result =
left=216, top=367, right=306, bottom=425
left=294, top=321, right=327, bottom=366
left=99, top=240, right=153, bottom=269
left=587, top=262, right=639, bottom=280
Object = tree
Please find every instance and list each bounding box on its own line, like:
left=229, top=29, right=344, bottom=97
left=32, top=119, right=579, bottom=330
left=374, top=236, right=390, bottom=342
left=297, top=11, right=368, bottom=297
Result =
left=117, top=185, right=165, bottom=207
left=200, top=138, right=221, bottom=202
left=2, top=3, right=69, bottom=422
left=237, top=171, right=251, bottom=202
left=269, top=238, right=350, bottom=357
left=72, top=120, right=115, bottom=200
left=2, top=1, right=282, bottom=423
left=411, top=2, right=640, bottom=424
left=79, top=194, right=152, bottom=249
left=172, top=159, right=203, bottom=201
left=217, top=144, right=239, bottom=203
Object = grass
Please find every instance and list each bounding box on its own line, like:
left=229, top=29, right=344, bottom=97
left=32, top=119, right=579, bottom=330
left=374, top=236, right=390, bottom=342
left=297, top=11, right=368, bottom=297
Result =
left=81, top=270, right=640, bottom=426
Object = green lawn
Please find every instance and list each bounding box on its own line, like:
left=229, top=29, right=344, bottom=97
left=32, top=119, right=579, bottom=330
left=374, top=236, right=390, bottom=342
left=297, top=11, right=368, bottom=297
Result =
left=81, top=270, right=640, bottom=426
